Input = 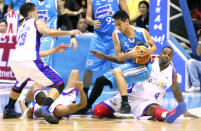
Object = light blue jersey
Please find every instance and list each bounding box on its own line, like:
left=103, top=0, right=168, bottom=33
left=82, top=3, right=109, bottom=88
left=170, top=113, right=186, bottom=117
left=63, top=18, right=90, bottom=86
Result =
left=115, top=26, right=148, bottom=64
left=30, top=0, right=57, bottom=29
left=104, top=26, right=152, bottom=88
left=30, top=0, right=58, bottom=65
left=11, top=0, right=26, bottom=10
left=92, top=0, right=120, bottom=35
left=85, top=0, right=121, bottom=71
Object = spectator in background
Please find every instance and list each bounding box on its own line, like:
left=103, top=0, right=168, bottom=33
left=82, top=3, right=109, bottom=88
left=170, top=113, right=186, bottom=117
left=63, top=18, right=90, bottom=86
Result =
left=58, top=0, right=86, bottom=30
left=130, top=0, right=149, bottom=31
left=76, top=17, right=93, bottom=35
left=0, top=19, right=7, bottom=33
left=186, top=28, right=201, bottom=92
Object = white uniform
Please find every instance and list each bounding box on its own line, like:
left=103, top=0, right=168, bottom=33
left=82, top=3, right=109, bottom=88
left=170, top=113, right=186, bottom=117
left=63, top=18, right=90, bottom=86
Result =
left=10, top=18, right=63, bottom=88
left=102, top=57, right=174, bottom=117
left=30, top=88, right=79, bottom=118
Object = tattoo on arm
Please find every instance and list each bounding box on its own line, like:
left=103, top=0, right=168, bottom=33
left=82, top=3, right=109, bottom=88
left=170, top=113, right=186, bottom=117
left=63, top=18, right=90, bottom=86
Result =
left=57, top=0, right=65, bottom=15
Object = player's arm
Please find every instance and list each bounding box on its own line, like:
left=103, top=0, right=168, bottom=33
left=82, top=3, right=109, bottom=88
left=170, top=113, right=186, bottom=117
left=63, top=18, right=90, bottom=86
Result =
left=143, top=29, right=157, bottom=54
left=35, top=19, right=80, bottom=37
left=89, top=49, right=125, bottom=64
left=171, top=71, right=199, bottom=118
left=171, top=71, right=184, bottom=103
left=39, top=43, right=71, bottom=57
left=119, top=0, right=129, bottom=15
left=19, top=100, right=33, bottom=118
left=57, top=0, right=83, bottom=16
left=86, top=0, right=100, bottom=29
left=112, top=31, right=135, bottom=61
left=26, top=0, right=30, bottom=3
left=196, top=41, right=201, bottom=56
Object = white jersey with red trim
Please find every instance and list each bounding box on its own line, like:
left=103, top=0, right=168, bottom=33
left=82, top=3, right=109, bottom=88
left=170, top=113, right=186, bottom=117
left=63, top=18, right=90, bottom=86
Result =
left=128, top=57, right=174, bottom=103
left=102, top=57, right=175, bottom=117
left=11, top=18, right=42, bottom=62
left=30, top=88, right=79, bottom=118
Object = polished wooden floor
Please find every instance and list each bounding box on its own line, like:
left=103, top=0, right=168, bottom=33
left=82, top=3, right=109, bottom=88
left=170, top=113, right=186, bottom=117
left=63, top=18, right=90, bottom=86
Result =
left=0, top=114, right=201, bottom=131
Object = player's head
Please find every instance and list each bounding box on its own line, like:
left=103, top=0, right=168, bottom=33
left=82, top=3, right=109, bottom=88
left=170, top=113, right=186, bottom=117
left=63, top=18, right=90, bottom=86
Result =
left=138, top=1, right=149, bottom=15
left=113, top=11, right=130, bottom=33
left=34, top=90, right=47, bottom=106
left=77, top=17, right=88, bottom=33
left=159, top=46, right=173, bottom=66
left=20, top=3, right=38, bottom=19
left=0, top=19, right=7, bottom=33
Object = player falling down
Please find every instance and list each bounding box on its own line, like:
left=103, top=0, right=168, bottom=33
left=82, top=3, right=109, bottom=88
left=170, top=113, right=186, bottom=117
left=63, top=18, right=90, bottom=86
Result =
left=19, top=70, right=87, bottom=120
left=88, top=46, right=199, bottom=123
left=3, top=3, right=80, bottom=124
left=104, top=10, right=157, bottom=115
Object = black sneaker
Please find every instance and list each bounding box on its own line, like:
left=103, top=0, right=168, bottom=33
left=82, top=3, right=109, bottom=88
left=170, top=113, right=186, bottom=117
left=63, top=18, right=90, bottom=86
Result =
left=113, top=101, right=132, bottom=118
left=3, top=107, right=22, bottom=119
left=34, top=106, right=59, bottom=124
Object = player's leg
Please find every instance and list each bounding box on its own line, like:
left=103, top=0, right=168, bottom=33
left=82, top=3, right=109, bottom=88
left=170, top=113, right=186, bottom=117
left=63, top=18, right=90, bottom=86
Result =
left=79, top=76, right=112, bottom=114
left=24, top=82, right=43, bottom=106
left=83, top=35, right=110, bottom=97
left=30, top=60, right=65, bottom=124
left=145, top=102, right=186, bottom=123
left=113, top=67, right=131, bottom=114
left=53, top=81, right=87, bottom=118
left=3, top=62, right=30, bottom=119
left=82, top=69, right=93, bottom=96
left=93, top=93, right=121, bottom=117
left=4, top=79, right=29, bottom=118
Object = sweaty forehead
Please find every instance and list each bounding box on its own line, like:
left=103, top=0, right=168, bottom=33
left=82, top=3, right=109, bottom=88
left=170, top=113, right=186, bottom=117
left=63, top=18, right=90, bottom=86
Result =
left=162, top=48, right=172, bottom=54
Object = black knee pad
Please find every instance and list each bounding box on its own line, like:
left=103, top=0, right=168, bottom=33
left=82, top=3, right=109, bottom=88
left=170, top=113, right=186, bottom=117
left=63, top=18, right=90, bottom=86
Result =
left=54, top=83, right=65, bottom=94
left=96, top=76, right=112, bottom=89
left=12, top=80, right=28, bottom=93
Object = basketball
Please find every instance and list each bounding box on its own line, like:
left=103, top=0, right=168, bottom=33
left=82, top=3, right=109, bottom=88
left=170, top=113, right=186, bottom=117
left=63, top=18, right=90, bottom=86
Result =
left=132, top=45, right=150, bottom=65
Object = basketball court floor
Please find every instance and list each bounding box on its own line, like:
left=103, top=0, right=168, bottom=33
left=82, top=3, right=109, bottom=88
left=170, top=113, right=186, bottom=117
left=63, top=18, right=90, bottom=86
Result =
left=0, top=83, right=201, bottom=131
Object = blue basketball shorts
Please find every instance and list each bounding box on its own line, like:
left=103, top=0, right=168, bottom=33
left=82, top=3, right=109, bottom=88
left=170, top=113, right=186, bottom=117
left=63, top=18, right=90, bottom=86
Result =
left=104, top=62, right=152, bottom=89
left=85, top=34, right=120, bottom=71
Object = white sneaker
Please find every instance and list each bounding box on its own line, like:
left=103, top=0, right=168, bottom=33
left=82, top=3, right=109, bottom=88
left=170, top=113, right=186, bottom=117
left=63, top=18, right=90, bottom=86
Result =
left=185, top=86, right=200, bottom=93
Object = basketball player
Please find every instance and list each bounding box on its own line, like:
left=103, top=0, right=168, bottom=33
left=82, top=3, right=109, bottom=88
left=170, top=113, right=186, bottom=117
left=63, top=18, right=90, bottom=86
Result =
left=26, top=0, right=79, bottom=65
left=106, top=10, right=156, bottom=115
left=92, top=46, right=198, bottom=123
left=3, top=3, right=80, bottom=124
left=82, top=0, right=129, bottom=104
left=19, top=70, right=87, bottom=120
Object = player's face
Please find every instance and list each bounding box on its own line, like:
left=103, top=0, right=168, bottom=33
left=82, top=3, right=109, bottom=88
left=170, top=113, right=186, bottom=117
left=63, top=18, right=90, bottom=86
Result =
left=0, top=22, right=7, bottom=33
left=139, top=3, right=148, bottom=15
left=159, top=48, right=173, bottom=65
left=114, top=19, right=129, bottom=33
left=77, top=18, right=88, bottom=33
left=29, top=7, right=39, bottom=19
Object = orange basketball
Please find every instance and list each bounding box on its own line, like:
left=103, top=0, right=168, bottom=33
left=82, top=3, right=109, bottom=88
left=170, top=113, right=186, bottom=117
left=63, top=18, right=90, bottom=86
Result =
left=132, top=45, right=150, bottom=65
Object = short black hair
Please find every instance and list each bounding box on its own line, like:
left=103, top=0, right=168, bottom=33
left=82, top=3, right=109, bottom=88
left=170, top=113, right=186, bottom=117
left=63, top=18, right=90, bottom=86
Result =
left=113, top=10, right=130, bottom=22
left=20, top=3, right=36, bottom=18
left=138, top=1, right=149, bottom=9
left=35, top=91, right=46, bottom=106
left=162, top=46, right=174, bottom=54
left=0, top=19, right=7, bottom=26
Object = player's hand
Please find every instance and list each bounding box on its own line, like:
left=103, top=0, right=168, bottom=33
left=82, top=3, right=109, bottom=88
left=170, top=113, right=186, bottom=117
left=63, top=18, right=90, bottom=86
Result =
left=68, top=30, right=82, bottom=35
left=89, top=49, right=106, bottom=59
left=129, top=48, right=145, bottom=58
left=70, top=37, right=78, bottom=51
left=55, top=43, right=71, bottom=53
left=183, top=111, right=199, bottom=119
left=93, top=20, right=101, bottom=29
